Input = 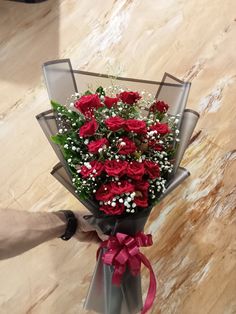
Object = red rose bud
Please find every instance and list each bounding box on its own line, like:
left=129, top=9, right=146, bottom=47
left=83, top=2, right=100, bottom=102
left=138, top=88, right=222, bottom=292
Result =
left=117, top=137, right=137, bottom=155
left=118, top=91, right=141, bottom=105
left=150, top=100, right=169, bottom=113
left=127, top=161, right=145, bottom=181
left=99, top=203, right=125, bottom=215
left=74, top=94, right=102, bottom=118
left=79, top=118, right=98, bottom=137
left=80, top=160, right=104, bottom=178
left=150, top=122, right=170, bottom=135
left=95, top=184, right=114, bottom=201
left=110, top=180, right=135, bottom=194
left=125, top=119, right=147, bottom=134
left=104, top=96, right=119, bottom=109
left=144, top=160, right=160, bottom=179
left=87, top=138, right=109, bottom=153
left=104, top=159, right=128, bottom=177
left=105, top=116, right=125, bottom=131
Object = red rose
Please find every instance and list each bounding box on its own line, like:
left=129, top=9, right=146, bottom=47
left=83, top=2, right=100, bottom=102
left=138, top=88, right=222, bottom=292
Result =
left=144, top=160, right=160, bottom=179
left=79, top=118, right=98, bottom=137
left=135, top=180, right=150, bottom=194
left=80, top=160, right=104, bottom=178
left=117, top=137, right=137, bottom=155
left=110, top=180, right=135, bottom=194
left=105, top=116, right=125, bottom=131
left=148, top=140, right=163, bottom=151
left=127, top=161, right=145, bottom=180
left=95, top=184, right=114, bottom=201
left=118, top=91, right=141, bottom=105
left=134, top=194, right=148, bottom=208
left=150, top=100, right=169, bottom=113
left=104, top=96, right=119, bottom=109
left=87, top=138, right=109, bottom=153
left=125, top=119, right=147, bottom=134
left=99, top=203, right=125, bottom=215
left=104, top=160, right=128, bottom=177
left=150, top=122, right=170, bottom=135
left=74, top=94, right=102, bottom=118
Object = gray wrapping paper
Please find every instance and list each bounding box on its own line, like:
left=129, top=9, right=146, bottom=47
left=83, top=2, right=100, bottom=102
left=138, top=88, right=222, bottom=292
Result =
left=38, top=58, right=199, bottom=314
left=173, top=109, right=200, bottom=173
left=158, top=167, right=190, bottom=201
left=43, top=59, right=78, bottom=106
left=36, top=109, right=65, bottom=165
left=155, top=73, right=191, bottom=117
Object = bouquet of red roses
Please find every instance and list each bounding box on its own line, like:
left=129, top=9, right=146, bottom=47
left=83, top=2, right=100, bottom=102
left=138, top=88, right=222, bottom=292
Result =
left=37, top=59, right=199, bottom=314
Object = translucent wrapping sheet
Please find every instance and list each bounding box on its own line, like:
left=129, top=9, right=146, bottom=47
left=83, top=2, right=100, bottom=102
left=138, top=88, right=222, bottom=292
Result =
left=38, top=59, right=199, bottom=314
left=43, top=60, right=78, bottom=106
left=159, top=167, right=190, bottom=200
left=173, top=109, right=200, bottom=173
left=155, top=73, right=191, bottom=116
left=36, top=109, right=65, bottom=165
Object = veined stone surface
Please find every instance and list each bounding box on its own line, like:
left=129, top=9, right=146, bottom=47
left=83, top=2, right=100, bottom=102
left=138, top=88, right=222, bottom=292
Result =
left=0, top=0, right=235, bottom=313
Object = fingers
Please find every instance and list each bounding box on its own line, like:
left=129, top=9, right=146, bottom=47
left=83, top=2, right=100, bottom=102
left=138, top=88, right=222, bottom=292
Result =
left=75, top=231, right=101, bottom=244
left=80, top=215, right=107, bottom=239
left=75, top=229, right=108, bottom=243
left=96, top=229, right=109, bottom=241
left=74, top=211, right=109, bottom=243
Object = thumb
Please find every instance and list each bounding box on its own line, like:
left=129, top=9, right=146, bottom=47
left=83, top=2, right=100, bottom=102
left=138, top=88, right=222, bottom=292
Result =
left=96, top=228, right=109, bottom=241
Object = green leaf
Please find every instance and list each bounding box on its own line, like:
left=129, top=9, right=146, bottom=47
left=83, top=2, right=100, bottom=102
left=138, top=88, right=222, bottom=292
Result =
left=51, top=100, right=64, bottom=112
left=84, top=90, right=92, bottom=95
left=51, top=134, right=66, bottom=145
left=51, top=100, right=85, bottom=126
left=96, top=106, right=107, bottom=113
left=96, top=86, right=105, bottom=96
left=79, top=190, right=90, bottom=200
left=51, top=134, right=67, bottom=146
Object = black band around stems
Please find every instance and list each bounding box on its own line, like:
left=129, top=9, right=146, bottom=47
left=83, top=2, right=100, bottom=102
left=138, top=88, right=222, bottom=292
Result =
left=59, top=210, right=78, bottom=241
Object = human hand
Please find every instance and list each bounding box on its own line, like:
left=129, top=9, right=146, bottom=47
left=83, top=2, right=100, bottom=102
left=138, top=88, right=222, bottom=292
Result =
left=73, top=211, right=108, bottom=244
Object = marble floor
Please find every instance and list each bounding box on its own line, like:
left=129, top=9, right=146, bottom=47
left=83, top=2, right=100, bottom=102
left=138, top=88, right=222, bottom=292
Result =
left=0, top=0, right=235, bottom=313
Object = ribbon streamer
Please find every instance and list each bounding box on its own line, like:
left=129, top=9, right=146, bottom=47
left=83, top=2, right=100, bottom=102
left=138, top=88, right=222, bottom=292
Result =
left=97, top=232, right=157, bottom=314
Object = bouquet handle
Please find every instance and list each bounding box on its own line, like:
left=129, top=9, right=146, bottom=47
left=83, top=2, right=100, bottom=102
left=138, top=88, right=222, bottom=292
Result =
left=84, top=210, right=152, bottom=314
left=84, top=249, right=143, bottom=314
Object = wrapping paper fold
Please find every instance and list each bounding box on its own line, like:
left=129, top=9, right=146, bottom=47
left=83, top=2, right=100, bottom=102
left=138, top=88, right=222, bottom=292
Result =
left=37, top=59, right=199, bottom=314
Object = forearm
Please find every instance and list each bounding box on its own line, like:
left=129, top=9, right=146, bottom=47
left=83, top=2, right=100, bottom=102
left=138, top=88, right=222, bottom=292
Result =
left=0, top=209, right=66, bottom=260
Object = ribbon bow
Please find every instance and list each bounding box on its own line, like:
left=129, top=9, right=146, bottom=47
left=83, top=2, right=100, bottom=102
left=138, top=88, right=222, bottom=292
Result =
left=97, top=232, right=156, bottom=314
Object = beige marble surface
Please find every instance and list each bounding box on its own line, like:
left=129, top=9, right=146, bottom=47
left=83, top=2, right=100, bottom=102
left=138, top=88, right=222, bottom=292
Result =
left=0, top=0, right=236, bottom=313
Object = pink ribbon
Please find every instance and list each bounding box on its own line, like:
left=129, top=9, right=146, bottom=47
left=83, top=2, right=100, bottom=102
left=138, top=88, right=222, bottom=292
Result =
left=97, top=232, right=156, bottom=314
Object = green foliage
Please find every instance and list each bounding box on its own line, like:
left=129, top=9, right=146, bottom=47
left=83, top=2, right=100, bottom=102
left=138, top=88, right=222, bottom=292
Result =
left=51, top=100, right=64, bottom=112
left=96, top=86, right=106, bottom=96
left=84, top=90, right=92, bottom=95
left=51, top=134, right=67, bottom=145
left=79, top=190, right=90, bottom=200
left=51, top=100, right=85, bottom=128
